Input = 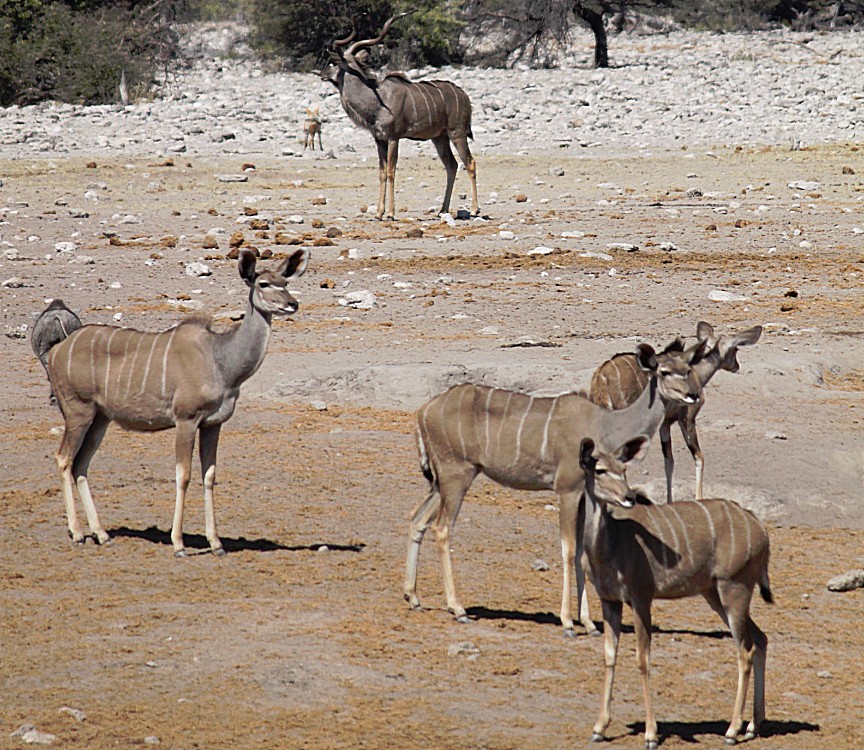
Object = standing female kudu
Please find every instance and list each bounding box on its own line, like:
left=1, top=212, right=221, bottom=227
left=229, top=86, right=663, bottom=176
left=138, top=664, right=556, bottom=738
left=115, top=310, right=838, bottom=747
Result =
left=578, top=436, right=773, bottom=749
left=404, top=341, right=706, bottom=637
left=320, top=13, right=479, bottom=220
left=33, top=248, right=309, bottom=556
left=590, top=322, right=762, bottom=502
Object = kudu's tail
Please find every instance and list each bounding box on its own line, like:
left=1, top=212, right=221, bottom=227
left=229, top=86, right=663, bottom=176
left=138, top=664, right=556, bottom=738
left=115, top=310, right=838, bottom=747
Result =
left=759, top=548, right=775, bottom=604
left=31, top=299, right=82, bottom=368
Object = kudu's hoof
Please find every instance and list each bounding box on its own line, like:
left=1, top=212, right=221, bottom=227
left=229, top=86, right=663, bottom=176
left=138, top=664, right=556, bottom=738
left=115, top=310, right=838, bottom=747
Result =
left=587, top=627, right=602, bottom=638
left=562, top=627, right=577, bottom=640
left=723, top=738, right=738, bottom=746
left=211, top=547, right=226, bottom=557
left=173, top=549, right=187, bottom=558
left=96, top=535, right=113, bottom=547
left=742, top=730, right=757, bottom=742
left=590, top=732, right=606, bottom=743
left=455, top=614, right=471, bottom=624
left=645, top=740, right=659, bottom=750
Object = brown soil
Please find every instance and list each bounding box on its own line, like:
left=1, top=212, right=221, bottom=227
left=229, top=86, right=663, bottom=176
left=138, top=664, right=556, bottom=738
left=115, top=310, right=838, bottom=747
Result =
left=1, top=145, right=863, bottom=749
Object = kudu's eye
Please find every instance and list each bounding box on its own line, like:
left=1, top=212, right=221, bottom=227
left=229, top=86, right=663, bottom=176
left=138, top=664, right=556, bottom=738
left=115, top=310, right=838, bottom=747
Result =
left=595, top=468, right=607, bottom=476
left=258, top=281, right=270, bottom=289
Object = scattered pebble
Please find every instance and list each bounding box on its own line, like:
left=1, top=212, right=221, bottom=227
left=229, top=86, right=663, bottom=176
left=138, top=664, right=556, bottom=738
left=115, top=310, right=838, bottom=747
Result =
left=827, top=569, right=864, bottom=592
left=185, top=262, right=212, bottom=277
left=339, top=290, right=376, bottom=310
left=59, top=706, right=86, bottom=723
left=448, top=641, right=480, bottom=657
left=531, top=559, right=549, bottom=572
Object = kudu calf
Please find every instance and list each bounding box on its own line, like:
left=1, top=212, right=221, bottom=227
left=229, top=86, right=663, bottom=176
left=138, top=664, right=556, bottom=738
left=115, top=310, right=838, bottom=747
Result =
left=33, top=248, right=309, bottom=556
left=578, top=436, right=773, bottom=748
left=404, top=342, right=705, bottom=636
left=320, top=13, right=479, bottom=220
left=590, top=322, right=762, bottom=502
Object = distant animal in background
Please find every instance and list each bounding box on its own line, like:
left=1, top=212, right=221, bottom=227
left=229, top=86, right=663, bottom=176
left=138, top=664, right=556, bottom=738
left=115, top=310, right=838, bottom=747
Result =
left=31, top=248, right=310, bottom=557
left=304, top=105, right=323, bottom=150
left=320, top=12, right=479, bottom=220
left=590, top=321, right=762, bottom=502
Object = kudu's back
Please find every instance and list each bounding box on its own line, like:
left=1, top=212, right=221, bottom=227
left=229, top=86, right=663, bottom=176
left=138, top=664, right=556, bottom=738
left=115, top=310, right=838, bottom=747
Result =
left=589, top=352, right=650, bottom=409
left=384, top=76, right=473, bottom=141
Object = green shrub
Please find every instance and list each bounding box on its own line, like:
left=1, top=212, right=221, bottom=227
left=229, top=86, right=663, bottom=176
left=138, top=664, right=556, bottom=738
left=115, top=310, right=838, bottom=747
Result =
left=246, top=0, right=463, bottom=71
left=0, top=1, right=179, bottom=106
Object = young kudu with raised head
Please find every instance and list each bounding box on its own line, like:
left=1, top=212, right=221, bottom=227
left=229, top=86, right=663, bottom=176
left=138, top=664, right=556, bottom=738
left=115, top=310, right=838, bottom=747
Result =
left=578, top=436, right=773, bottom=748
left=320, top=13, right=479, bottom=220
left=33, top=248, right=309, bottom=557
left=404, top=341, right=706, bottom=637
left=590, top=322, right=762, bottom=502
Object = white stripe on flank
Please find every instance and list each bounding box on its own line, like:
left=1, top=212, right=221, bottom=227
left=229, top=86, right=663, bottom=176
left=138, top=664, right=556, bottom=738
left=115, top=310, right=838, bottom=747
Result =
left=139, top=333, right=160, bottom=396
left=124, top=334, right=144, bottom=400
left=668, top=505, right=693, bottom=565
left=737, top=503, right=753, bottom=559
left=656, top=508, right=679, bottom=569
left=455, top=386, right=469, bottom=459
left=722, top=502, right=736, bottom=569
left=484, top=387, right=494, bottom=459
left=540, top=397, right=557, bottom=462
left=696, top=500, right=716, bottom=540
left=514, top=396, right=534, bottom=464
left=115, top=331, right=132, bottom=403
left=89, top=328, right=98, bottom=392
left=65, top=328, right=80, bottom=383
left=160, top=326, right=178, bottom=398
left=438, top=390, right=455, bottom=457
left=496, top=392, right=513, bottom=457
left=103, top=328, right=121, bottom=396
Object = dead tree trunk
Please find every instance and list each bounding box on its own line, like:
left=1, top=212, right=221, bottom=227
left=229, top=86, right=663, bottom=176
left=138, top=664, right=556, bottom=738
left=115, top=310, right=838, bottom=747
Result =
left=575, top=2, right=609, bottom=68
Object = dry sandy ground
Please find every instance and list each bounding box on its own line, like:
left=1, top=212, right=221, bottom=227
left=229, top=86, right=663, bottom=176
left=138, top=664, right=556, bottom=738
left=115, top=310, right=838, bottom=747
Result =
left=1, top=143, right=863, bottom=748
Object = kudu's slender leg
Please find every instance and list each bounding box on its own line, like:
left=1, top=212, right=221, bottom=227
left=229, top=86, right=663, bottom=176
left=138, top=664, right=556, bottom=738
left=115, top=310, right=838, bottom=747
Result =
left=679, top=413, right=705, bottom=500
left=719, top=580, right=756, bottom=744
left=559, top=489, right=597, bottom=636
left=593, top=599, right=623, bottom=743
left=171, top=420, right=198, bottom=557
left=71, top=412, right=112, bottom=545
left=199, top=423, right=225, bottom=555
left=56, top=403, right=98, bottom=544
left=747, top=618, right=768, bottom=740
left=404, top=483, right=441, bottom=609
left=632, top=600, right=659, bottom=749
left=433, top=465, right=477, bottom=622
left=431, top=134, right=458, bottom=215
left=385, top=139, right=399, bottom=220
left=374, top=139, right=388, bottom=220
left=451, top=136, right=479, bottom=216
left=659, top=421, right=675, bottom=503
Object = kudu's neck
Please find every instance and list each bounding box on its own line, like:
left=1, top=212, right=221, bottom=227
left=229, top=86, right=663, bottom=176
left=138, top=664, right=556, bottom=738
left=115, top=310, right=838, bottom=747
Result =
left=691, top=346, right=724, bottom=387
left=338, top=70, right=385, bottom=128
left=601, top=375, right=664, bottom=448
left=212, top=291, right=272, bottom=388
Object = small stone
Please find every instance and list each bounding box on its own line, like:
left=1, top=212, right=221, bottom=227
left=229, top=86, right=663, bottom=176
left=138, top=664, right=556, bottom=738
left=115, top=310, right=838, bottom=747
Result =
left=842, top=166, right=855, bottom=175
left=241, top=162, right=255, bottom=172
left=326, top=227, right=344, bottom=238
left=86, top=161, right=97, bottom=169
left=606, top=242, right=639, bottom=252
left=202, top=235, right=219, bottom=250
left=528, top=246, right=554, bottom=255
left=440, top=212, right=456, bottom=227
left=143, top=737, right=160, bottom=745
left=309, top=400, right=327, bottom=411
left=311, top=196, right=327, bottom=206
left=22, top=728, right=56, bottom=745
left=320, top=278, right=336, bottom=289
left=112, top=312, right=123, bottom=322
left=11, top=724, right=35, bottom=738
left=514, top=193, right=528, bottom=203
left=817, top=670, right=832, bottom=679
left=229, top=231, right=245, bottom=248
left=340, top=290, right=376, bottom=310
left=218, top=174, right=248, bottom=183
left=1, top=277, right=24, bottom=288
left=580, top=251, right=613, bottom=261
left=185, top=262, right=212, bottom=278
left=288, top=215, right=304, bottom=224
left=59, top=706, right=86, bottom=723
left=531, top=559, right=549, bottom=572
left=827, top=569, right=864, bottom=592
left=260, top=248, right=272, bottom=260
left=498, top=230, right=516, bottom=240
left=249, top=219, right=269, bottom=231
left=708, top=289, right=749, bottom=302
left=54, top=241, right=76, bottom=253
left=787, top=180, right=819, bottom=191
left=448, top=641, right=480, bottom=657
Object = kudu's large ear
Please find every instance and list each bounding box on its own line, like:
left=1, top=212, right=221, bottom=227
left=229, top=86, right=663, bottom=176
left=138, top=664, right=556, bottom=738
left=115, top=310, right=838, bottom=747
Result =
left=635, top=344, right=658, bottom=373
left=617, top=435, right=650, bottom=466
left=238, top=249, right=258, bottom=286
left=684, top=337, right=710, bottom=364
left=695, top=321, right=715, bottom=342
left=661, top=337, right=685, bottom=355
left=733, top=325, right=762, bottom=347
left=579, top=438, right=597, bottom=473
left=278, top=248, right=310, bottom=280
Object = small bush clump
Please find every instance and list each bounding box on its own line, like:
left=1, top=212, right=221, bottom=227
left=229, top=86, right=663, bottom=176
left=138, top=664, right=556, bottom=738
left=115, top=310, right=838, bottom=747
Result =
left=0, top=0, right=181, bottom=106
